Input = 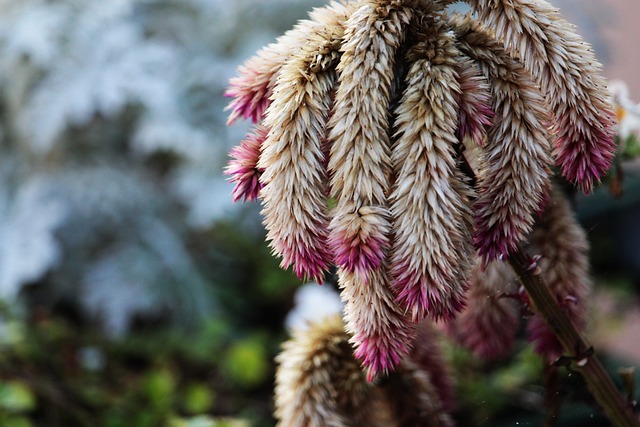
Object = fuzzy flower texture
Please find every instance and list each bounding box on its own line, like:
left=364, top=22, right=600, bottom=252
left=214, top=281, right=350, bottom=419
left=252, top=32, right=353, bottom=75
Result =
left=225, top=0, right=615, bottom=380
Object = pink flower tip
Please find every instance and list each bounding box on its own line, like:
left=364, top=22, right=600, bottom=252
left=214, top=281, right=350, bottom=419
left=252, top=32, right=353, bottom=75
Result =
left=329, top=208, right=389, bottom=275
left=554, top=115, right=616, bottom=195
left=270, top=222, right=331, bottom=284
left=473, top=231, right=511, bottom=268
left=354, top=334, right=409, bottom=383
left=284, top=244, right=331, bottom=284
left=225, top=127, right=267, bottom=202
left=393, top=269, right=467, bottom=322
left=330, top=232, right=387, bottom=276
left=225, top=73, right=272, bottom=125
left=472, top=200, right=525, bottom=267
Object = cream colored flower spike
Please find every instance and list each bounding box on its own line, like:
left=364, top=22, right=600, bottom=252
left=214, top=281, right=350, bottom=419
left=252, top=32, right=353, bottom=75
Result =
left=274, top=314, right=454, bottom=427
left=258, top=21, right=343, bottom=283
left=328, top=0, right=413, bottom=277
left=338, top=266, right=415, bottom=381
left=451, top=15, right=552, bottom=265
left=469, top=0, right=616, bottom=194
left=390, top=18, right=474, bottom=322
left=274, top=315, right=355, bottom=427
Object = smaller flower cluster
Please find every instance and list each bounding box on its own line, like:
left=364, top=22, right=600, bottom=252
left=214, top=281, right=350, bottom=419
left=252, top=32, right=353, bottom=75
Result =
left=448, top=186, right=592, bottom=362
left=275, top=314, right=454, bottom=427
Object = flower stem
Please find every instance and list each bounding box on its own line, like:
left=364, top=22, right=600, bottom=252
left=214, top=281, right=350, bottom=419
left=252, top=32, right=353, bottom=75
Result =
left=509, top=247, right=640, bottom=427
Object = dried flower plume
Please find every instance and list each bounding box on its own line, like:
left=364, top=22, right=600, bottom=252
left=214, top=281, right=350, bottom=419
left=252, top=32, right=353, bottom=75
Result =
left=226, top=0, right=615, bottom=377
left=390, top=18, right=475, bottom=322
left=468, top=0, right=617, bottom=194
left=451, top=15, right=553, bottom=264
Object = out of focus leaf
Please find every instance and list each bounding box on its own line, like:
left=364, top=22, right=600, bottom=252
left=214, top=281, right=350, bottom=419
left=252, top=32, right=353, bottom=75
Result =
left=143, top=369, right=176, bottom=408
left=0, top=416, right=33, bottom=427
left=183, top=382, right=215, bottom=414
left=0, top=381, right=36, bottom=413
left=222, top=336, right=269, bottom=388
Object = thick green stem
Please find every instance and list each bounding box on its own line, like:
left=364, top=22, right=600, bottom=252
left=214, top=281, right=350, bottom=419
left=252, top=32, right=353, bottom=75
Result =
left=509, top=248, right=640, bottom=427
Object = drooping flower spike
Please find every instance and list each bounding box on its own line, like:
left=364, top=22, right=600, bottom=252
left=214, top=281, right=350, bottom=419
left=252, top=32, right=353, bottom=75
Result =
left=467, top=0, right=617, bottom=194
left=225, top=0, right=615, bottom=377
left=338, top=267, right=415, bottom=382
left=450, top=14, right=552, bottom=265
left=327, top=0, right=413, bottom=278
left=448, top=260, right=521, bottom=361
left=258, top=7, right=345, bottom=284
left=328, top=1, right=417, bottom=381
left=390, top=17, right=474, bottom=322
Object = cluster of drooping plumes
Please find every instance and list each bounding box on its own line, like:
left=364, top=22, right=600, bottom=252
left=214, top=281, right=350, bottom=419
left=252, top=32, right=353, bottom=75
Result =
left=275, top=314, right=454, bottom=427
left=327, top=1, right=412, bottom=279
left=526, top=187, right=592, bottom=360
left=225, top=0, right=615, bottom=377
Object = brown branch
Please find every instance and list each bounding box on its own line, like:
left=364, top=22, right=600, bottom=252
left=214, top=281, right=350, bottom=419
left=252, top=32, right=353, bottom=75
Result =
left=509, top=248, right=640, bottom=427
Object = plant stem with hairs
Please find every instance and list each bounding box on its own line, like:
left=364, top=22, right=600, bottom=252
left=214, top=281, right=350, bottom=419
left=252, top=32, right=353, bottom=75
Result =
left=509, top=248, right=640, bottom=427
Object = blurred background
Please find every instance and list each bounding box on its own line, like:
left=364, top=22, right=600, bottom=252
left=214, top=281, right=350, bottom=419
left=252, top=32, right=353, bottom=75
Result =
left=0, top=0, right=637, bottom=426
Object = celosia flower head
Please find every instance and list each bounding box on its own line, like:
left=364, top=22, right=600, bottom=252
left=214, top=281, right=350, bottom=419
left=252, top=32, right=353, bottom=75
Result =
left=226, top=0, right=615, bottom=378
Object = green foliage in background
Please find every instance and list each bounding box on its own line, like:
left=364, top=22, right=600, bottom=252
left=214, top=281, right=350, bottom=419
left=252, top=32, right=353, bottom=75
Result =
left=0, top=306, right=277, bottom=426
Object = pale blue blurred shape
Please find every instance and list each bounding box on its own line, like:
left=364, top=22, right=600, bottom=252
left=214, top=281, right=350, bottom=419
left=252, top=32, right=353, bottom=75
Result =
left=0, top=0, right=328, bottom=334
